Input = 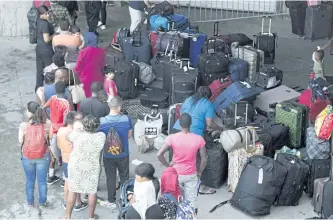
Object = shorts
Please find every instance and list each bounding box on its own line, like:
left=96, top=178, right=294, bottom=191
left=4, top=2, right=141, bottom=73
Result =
left=50, top=135, right=60, bottom=159
left=63, top=162, right=68, bottom=178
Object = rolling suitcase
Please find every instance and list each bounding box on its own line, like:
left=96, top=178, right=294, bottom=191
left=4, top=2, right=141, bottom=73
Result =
left=208, top=76, right=232, bottom=102
left=139, top=87, right=169, bottom=109
left=256, top=67, right=283, bottom=90
left=121, top=30, right=151, bottom=64
left=188, top=31, right=206, bottom=68
left=275, top=153, right=309, bottom=206
left=228, top=57, right=249, bottom=82
left=304, top=4, right=333, bottom=41
left=254, top=85, right=301, bottom=113
left=114, top=59, right=139, bottom=99
left=104, top=43, right=125, bottom=72
left=304, top=159, right=331, bottom=197
left=213, top=81, right=264, bottom=113
left=313, top=177, right=329, bottom=214
left=221, top=101, right=255, bottom=129
left=289, top=6, right=307, bottom=37
left=227, top=142, right=264, bottom=193
left=255, top=16, right=277, bottom=64
left=275, top=101, right=308, bottom=148
left=230, top=155, right=288, bottom=216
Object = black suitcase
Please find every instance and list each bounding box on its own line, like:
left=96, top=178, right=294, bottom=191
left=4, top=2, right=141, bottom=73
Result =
left=221, top=101, right=255, bottom=129
left=161, top=52, right=183, bottom=92
left=114, top=59, right=139, bottom=99
left=170, top=61, right=198, bottom=104
left=139, top=87, right=169, bottom=109
left=289, top=6, right=307, bottom=37
left=121, top=30, right=151, bottom=64
left=104, top=44, right=125, bottom=72
left=275, top=153, right=309, bottom=206
left=304, top=4, right=333, bottom=41
left=230, top=155, right=287, bottom=216
left=256, top=67, right=283, bottom=90
left=304, top=159, right=331, bottom=197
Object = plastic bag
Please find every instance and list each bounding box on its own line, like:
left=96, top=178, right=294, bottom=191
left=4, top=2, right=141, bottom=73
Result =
left=315, top=105, right=333, bottom=140
left=153, top=134, right=167, bottom=150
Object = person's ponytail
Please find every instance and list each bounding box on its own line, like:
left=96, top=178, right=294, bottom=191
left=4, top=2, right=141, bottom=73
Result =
left=27, top=101, right=46, bottom=125
left=152, top=177, right=160, bottom=199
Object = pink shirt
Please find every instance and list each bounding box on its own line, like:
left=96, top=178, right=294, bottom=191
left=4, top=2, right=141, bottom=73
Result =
left=166, top=132, right=206, bottom=175
left=104, top=78, right=118, bottom=97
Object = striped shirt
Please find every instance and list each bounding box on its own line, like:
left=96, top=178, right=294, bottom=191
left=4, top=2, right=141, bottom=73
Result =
left=48, top=95, right=70, bottom=134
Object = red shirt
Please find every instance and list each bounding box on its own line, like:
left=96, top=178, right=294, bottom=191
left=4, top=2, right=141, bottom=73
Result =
left=48, top=96, right=70, bottom=134
left=104, top=78, right=118, bottom=97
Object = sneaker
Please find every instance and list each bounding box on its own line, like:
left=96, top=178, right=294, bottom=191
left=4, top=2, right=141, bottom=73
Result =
left=61, top=180, right=65, bottom=188
left=47, top=176, right=61, bottom=185
left=74, top=202, right=88, bottom=212
left=39, top=201, right=48, bottom=209
left=97, top=21, right=103, bottom=27
left=82, top=194, right=88, bottom=203
left=99, top=201, right=117, bottom=209
left=62, top=202, right=66, bottom=210
left=100, top=25, right=106, bottom=30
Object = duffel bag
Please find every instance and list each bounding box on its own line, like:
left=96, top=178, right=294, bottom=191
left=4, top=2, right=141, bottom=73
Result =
left=155, top=31, right=184, bottom=55
left=306, top=127, right=330, bottom=159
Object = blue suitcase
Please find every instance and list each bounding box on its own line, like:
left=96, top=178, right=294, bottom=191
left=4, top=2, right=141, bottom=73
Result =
left=189, top=33, right=206, bottom=68
left=213, top=82, right=264, bottom=113
left=228, top=58, right=249, bottom=82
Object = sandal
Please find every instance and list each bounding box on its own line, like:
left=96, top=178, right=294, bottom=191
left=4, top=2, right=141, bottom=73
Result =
left=199, top=187, right=216, bottom=195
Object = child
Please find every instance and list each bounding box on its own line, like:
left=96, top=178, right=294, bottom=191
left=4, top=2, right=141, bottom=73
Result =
left=313, top=49, right=325, bottom=79
left=104, top=71, right=118, bottom=102
left=70, top=25, right=85, bottom=50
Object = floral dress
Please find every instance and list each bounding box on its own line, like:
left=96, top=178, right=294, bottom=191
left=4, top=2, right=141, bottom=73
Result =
left=68, top=131, right=105, bottom=194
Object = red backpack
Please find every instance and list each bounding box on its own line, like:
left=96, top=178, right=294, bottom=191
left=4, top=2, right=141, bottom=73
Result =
left=23, top=124, right=48, bottom=159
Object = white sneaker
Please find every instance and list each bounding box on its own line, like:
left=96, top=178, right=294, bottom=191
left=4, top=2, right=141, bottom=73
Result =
left=99, top=201, right=117, bottom=209
left=97, top=21, right=103, bottom=27
left=100, top=25, right=106, bottom=30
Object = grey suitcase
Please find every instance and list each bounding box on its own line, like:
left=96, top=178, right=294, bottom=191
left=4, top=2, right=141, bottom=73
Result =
left=254, top=85, right=301, bottom=113
left=313, top=177, right=329, bottom=214
left=304, top=4, right=332, bottom=41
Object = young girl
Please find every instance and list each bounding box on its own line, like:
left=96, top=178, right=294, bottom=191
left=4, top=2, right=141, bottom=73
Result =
left=126, top=163, right=160, bottom=219
left=313, top=49, right=325, bottom=79
left=104, top=71, right=118, bottom=102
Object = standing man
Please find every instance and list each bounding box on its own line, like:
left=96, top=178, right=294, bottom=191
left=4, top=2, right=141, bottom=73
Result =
left=49, top=0, right=74, bottom=32
left=97, top=97, right=133, bottom=209
left=58, top=1, right=79, bottom=25
left=84, top=1, right=102, bottom=35
left=97, top=0, right=107, bottom=30
left=157, top=113, right=207, bottom=213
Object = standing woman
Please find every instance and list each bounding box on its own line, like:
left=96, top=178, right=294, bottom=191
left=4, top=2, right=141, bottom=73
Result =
left=65, top=115, right=106, bottom=219
left=74, top=32, right=105, bottom=98
left=19, top=101, right=52, bottom=208
left=35, top=6, right=55, bottom=92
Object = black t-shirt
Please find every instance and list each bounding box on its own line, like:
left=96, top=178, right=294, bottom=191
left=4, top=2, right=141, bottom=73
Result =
left=37, top=18, right=54, bottom=49
left=79, top=97, right=110, bottom=119
left=129, top=1, right=146, bottom=11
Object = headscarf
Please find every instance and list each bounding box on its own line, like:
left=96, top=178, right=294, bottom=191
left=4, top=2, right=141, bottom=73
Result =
left=84, top=32, right=98, bottom=48
left=160, top=167, right=182, bottom=199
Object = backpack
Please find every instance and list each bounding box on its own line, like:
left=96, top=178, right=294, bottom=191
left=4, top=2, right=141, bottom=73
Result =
left=23, top=124, right=48, bottom=159
left=27, top=0, right=45, bottom=44
left=104, top=127, right=124, bottom=156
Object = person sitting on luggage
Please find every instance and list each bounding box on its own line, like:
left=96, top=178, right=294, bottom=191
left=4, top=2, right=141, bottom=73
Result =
left=104, top=71, right=118, bottom=101
left=157, top=113, right=207, bottom=214
left=312, top=49, right=325, bottom=79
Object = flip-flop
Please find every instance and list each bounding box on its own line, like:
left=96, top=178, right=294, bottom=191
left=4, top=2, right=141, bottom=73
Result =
left=199, top=188, right=216, bottom=195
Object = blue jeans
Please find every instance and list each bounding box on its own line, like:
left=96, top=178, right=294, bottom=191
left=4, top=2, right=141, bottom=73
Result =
left=21, top=152, right=50, bottom=205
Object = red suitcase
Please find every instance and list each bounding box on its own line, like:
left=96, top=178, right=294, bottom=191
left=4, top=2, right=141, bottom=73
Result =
left=150, top=31, right=159, bottom=56
left=209, top=76, right=232, bottom=102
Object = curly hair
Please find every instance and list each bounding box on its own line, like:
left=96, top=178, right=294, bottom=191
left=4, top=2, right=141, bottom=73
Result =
left=82, top=115, right=100, bottom=133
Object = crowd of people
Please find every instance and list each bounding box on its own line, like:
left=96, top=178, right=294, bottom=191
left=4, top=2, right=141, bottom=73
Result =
left=19, top=0, right=224, bottom=219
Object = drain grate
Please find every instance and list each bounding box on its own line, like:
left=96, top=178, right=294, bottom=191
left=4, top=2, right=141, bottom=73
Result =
left=122, top=102, right=152, bottom=118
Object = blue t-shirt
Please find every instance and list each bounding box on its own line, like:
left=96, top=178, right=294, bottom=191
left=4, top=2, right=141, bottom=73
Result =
left=173, top=97, right=214, bottom=136
left=98, top=114, right=133, bottom=158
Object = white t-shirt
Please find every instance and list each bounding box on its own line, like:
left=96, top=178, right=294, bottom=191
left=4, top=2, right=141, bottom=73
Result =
left=132, top=180, right=157, bottom=219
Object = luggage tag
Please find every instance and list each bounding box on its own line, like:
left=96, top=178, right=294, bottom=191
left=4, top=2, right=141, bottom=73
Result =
left=258, top=168, right=264, bottom=184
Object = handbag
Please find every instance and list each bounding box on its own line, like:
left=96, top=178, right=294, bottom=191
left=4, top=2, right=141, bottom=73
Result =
left=315, top=105, right=333, bottom=140
left=68, top=70, right=86, bottom=104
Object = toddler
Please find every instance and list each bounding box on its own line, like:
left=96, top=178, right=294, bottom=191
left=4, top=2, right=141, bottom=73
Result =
left=313, top=49, right=325, bottom=79
left=104, top=71, right=118, bottom=102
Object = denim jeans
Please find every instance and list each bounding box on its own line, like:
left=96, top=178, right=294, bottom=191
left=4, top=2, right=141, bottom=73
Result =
left=21, top=152, right=50, bottom=205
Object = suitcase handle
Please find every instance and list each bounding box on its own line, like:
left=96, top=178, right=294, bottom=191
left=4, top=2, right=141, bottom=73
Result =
left=245, top=127, right=256, bottom=153
left=261, top=16, right=272, bottom=36
left=132, top=31, right=142, bottom=46
left=206, top=39, right=217, bottom=53
left=179, top=58, right=191, bottom=69
left=233, top=102, right=248, bottom=126
left=213, top=21, right=219, bottom=37
left=110, top=43, right=122, bottom=51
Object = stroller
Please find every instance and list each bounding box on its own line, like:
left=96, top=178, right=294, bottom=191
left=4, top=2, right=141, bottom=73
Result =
left=117, top=178, right=135, bottom=220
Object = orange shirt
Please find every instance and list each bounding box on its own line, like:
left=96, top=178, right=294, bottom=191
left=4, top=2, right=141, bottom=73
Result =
left=57, top=126, right=73, bottom=163
left=53, top=32, right=81, bottom=49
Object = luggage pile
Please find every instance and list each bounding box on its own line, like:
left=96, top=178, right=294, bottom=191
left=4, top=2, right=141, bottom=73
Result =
left=286, top=0, right=332, bottom=40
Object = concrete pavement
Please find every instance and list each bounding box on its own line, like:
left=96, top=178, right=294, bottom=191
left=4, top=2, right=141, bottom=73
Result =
left=0, top=4, right=329, bottom=219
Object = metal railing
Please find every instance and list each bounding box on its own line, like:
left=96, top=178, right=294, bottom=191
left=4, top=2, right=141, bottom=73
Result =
left=173, top=0, right=289, bottom=22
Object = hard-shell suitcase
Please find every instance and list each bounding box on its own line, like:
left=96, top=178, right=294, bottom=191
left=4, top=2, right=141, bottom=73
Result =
left=139, top=87, right=169, bottom=109
left=230, top=155, right=288, bottom=216
left=114, top=59, right=139, bottom=99
left=289, top=6, right=307, bottom=37
left=228, top=57, right=249, bottom=82
left=275, top=101, right=308, bottom=148
left=275, top=153, right=309, bottom=206
left=208, top=77, right=232, bottom=102
left=304, top=4, right=333, bottom=41
left=188, top=31, right=206, bottom=68
left=322, top=176, right=333, bottom=218
left=227, top=143, right=264, bottom=193
left=304, top=159, right=331, bottom=196
left=255, top=16, right=277, bottom=64
left=256, top=67, right=283, bottom=90
left=254, top=85, right=301, bottom=113
left=213, top=82, right=264, bottom=113
left=121, top=30, right=151, bottom=64
left=104, top=43, right=125, bottom=72
left=306, top=127, right=330, bottom=160
left=313, top=177, right=328, bottom=214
